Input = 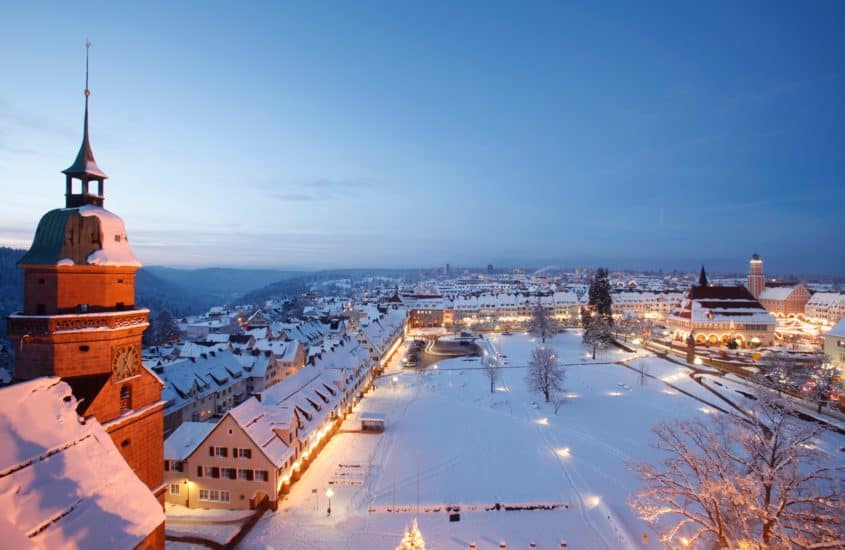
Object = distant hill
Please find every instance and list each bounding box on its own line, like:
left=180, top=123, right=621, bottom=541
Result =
left=242, top=268, right=420, bottom=305
left=0, top=249, right=279, bottom=337
left=134, top=269, right=219, bottom=318
left=143, top=266, right=304, bottom=302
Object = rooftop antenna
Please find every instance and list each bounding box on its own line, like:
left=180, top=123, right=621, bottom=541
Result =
left=85, top=40, right=91, bottom=94
left=84, top=40, right=91, bottom=121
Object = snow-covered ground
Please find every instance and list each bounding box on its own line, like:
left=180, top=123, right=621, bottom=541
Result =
left=165, top=503, right=252, bottom=545
left=240, top=332, right=845, bottom=549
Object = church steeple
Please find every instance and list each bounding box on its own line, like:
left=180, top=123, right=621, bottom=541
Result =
left=63, top=41, right=107, bottom=208
left=698, top=265, right=708, bottom=287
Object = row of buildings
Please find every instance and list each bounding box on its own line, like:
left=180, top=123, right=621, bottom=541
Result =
left=163, top=334, right=381, bottom=510
left=405, top=291, right=582, bottom=330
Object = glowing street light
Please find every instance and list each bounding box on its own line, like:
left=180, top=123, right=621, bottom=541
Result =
left=325, top=487, right=334, bottom=515
left=555, top=447, right=571, bottom=458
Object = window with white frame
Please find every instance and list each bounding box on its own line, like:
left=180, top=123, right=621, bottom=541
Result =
left=199, top=489, right=230, bottom=502
left=169, top=483, right=180, bottom=495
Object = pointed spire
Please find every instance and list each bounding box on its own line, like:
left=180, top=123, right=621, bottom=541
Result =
left=698, top=265, right=708, bottom=287
left=63, top=41, right=108, bottom=182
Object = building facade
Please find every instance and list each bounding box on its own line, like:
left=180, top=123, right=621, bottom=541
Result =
left=667, top=270, right=776, bottom=347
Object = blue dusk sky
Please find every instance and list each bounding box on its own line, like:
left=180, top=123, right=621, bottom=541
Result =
left=1, top=1, right=843, bottom=275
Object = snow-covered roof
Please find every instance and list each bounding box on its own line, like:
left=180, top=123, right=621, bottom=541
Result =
left=828, top=317, right=845, bottom=339
left=165, top=421, right=215, bottom=461
left=611, top=291, right=684, bottom=305
left=358, top=308, right=405, bottom=354
left=758, top=285, right=799, bottom=301
left=236, top=351, right=273, bottom=379
left=0, top=378, right=163, bottom=548
left=807, top=292, right=844, bottom=307
left=668, top=285, right=776, bottom=327
left=202, top=333, right=231, bottom=344
left=227, top=398, right=297, bottom=468
left=160, top=350, right=244, bottom=412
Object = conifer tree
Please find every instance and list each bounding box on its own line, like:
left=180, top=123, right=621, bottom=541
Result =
left=587, top=267, right=613, bottom=325
left=396, top=518, right=426, bottom=550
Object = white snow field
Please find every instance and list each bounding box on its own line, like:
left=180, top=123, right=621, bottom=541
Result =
left=240, top=331, right=844, bottom=550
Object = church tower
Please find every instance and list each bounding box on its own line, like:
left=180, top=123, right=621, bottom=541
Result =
left=6, top=45, right=166, bottom=539
left=747, top=252, right=765, bottom=298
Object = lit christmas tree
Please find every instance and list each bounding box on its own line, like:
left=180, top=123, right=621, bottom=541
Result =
left=396, top=518, right=426, bottom=550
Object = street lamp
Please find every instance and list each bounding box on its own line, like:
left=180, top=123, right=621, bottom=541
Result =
left=325, top=487, right=334, bottom=515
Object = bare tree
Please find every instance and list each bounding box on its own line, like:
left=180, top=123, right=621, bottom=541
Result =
left=482, top=353, right=499, bottom=393
left=760, top=352, right=793, bottom=397
left=637, top=317, right=656, bottom=347
left=809, top=360, right=837, bottom=413
left=528, top=299, right=555, bottom=343
left=525, top=346, right=566, bottom=403
left=628, top=394, right=845, bottom=548
left=583, top=314, right=612, bottom=359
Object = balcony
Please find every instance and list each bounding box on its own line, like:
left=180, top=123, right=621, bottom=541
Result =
left=7, top=308, right=149, bottom=336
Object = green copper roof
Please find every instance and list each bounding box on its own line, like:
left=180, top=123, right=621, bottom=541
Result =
left=18, top=209, right=75, bottom=266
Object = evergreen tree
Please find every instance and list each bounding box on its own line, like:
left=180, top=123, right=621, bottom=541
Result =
left=583, top=314, right=612, bottom=359
left=143, top=309, right=182, bottom=347
left=396, top=518, right=426, bottom=550
left=528, top=299, right=555, bottom=343
left=587, top=267, right=613, bottom=325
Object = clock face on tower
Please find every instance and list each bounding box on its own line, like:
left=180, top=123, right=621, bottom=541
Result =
left=112, top=346, right=139, bottom=381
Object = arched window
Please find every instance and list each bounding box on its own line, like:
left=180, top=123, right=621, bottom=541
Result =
left=120, top=385, right=132, bottom=412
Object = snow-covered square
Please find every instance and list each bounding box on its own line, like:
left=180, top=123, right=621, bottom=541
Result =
left=239, top=331, right=843, bottom=549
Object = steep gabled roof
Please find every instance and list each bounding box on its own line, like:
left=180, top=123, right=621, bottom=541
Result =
left=0, top=378, right=163, bottom=547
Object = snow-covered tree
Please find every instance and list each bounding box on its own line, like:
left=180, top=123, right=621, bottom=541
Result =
left=637, top=317, right=656, bottom=347
left=396, top=518, right=426, bottom=550
left=582, top=314, right=612, bottom=359
left=808, top=360, right=837, bottom=413
left=628, top=394, right=845, bottom=548
left=525, top=346, right=566, bottom=403
left=587, top=267, right=613, bottom=324
left=760, top=352, right=793, bottom=396
left=483, top=354, right=499, bottom=393
left=528, top=299, right=555, bottom=343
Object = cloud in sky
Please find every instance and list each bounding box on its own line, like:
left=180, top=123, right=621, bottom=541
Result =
left=267, top=179, right=374, bottom=202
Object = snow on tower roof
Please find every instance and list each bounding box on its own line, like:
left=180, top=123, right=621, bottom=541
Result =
left=18, top=206, right=140, bottom=267
left=0, top=377, right=164, bottom=548
left=78, top=205, right=140, bottom=266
